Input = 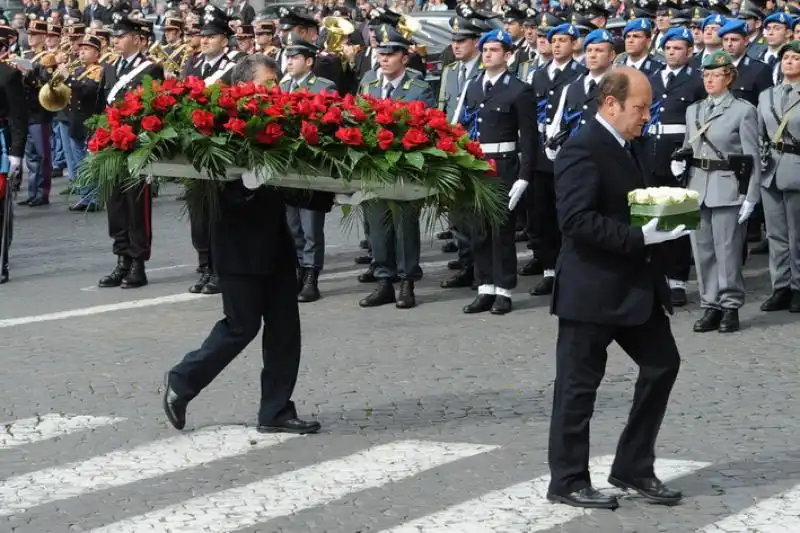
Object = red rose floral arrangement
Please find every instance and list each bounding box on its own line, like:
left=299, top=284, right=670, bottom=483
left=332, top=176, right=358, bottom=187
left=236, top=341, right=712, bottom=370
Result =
left=79, top=76, right=505, bottom=224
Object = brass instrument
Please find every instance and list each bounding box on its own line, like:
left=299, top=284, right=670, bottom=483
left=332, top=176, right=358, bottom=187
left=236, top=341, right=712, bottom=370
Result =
left=322, top=16, right=355, bottom=55
left=262, top=45, right=279, bottom=59
left=38, top=60, right=76, bottom=112
left=100, top=51, right=120, bottom=64
left=397, top=15, right=427, bottom=57
left=148, top=42, right=185, bottom=74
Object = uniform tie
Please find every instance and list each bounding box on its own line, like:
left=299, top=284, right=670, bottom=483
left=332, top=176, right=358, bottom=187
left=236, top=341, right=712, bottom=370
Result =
left=290, top=80, right=300, bottom=92
left=201, top=63, right=212, bottom=78
left=117, top=58, right=128, bottom=76
left=484, top=80, right=493, bottom=95
left=666, top=72, right=675, bottom=89
left=704, top=101, right=716, bottom=121
left=384, top=83, right=394, bottom=99
left=587, top=79, right=597, bottom=94
left=767, top=54, right=778, bottom=68
left=458, top=64, right=467, bottom=90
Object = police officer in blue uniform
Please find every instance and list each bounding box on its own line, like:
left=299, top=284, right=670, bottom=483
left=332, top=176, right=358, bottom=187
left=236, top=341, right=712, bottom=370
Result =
left=719, top=18, right=773, bottom=106
left=459, top=29, right=537, bottom=315
left=616, top=18, right=664, bottom=75
left=646, top=26, right=707, bottom=306
left=757, top=12, right=794, bottom=84
left=690, top=13, right=728, bottom=70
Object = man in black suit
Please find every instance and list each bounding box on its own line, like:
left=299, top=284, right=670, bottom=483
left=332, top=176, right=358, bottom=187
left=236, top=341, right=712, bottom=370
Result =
left=161, top=56, right=320, bottom=437
left=547, top=67, right=688, bottom=510
left=96, top=12, right=164, bottom=290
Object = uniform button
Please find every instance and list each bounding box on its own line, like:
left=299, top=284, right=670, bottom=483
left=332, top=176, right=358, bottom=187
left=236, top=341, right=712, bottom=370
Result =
left=583, top=105, right=587, bottom=110
left=580, top=119, right=585, bottom=124
left=548, top=104, right=552, bottom=108
left=660, top=107, right=664, bottom=112
left=657, top=135, right=661, bottom=139
left=662, top=94, right=667, bottom=99
left=479, top=103, right=484, bottom=108
left=549, top=90, right=554, bottom=95
left=477, top=118, right=482, bottom=122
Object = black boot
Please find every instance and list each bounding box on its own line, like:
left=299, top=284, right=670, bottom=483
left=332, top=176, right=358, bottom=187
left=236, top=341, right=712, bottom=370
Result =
left=518, top=256, right=544, bottom=276
left=298, top=268, right=321, bottom=302
left=189, top=267, right=209, bottom=294
left=441, top=269, right=474, bottom=289
left=359, top=279, right=395, bottom=307
left=121, top=259, right=148, bottom=289
left=760, top=288, right=793, bottom=312
left=296, top=266, right=304, bottom=294
left=201, top=273, right=221, bottom=295
left=693, top=308, right=723, bottom=332
left=718, top=309, right=740, bottom=333
left=358, top=264, right=377, bottom=283
left=98, top=255, right=131, bottom=288
left=0, top=263, right=8, bottom=284
left=396, top=279, right=416, bottom=309
left=530, top=276, right=554, bottom=296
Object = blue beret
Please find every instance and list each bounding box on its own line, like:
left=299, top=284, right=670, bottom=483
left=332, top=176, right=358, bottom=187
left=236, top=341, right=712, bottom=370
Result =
left=583, top=29, right=614, bottom=49
left=702, top=14, right=727, bottom=29
left=764, top=12, right=794, bottom=27
left=623, top=18, right=653, bottom=36
left=663, top=26, right=694, bottom=46
left=718, top=19, right=748, bottom=37
left=547, top=23, right=579, bottom=42
left=477, top=29, right=513, bottom=50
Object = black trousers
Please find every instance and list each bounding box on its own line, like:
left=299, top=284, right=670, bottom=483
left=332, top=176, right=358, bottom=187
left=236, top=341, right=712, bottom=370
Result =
left=471, top=157, right=519, bottom=290
left=189, top=200, right=212, bottom=270
left=168, top=263, right=302, bottom=424
left=548, top=305, right=681, bottom=494
left=0, top=194, right=11, bottom=267
left=108, top=182, right=152, bottom=261
left=528, top=171, right=560, bottom=270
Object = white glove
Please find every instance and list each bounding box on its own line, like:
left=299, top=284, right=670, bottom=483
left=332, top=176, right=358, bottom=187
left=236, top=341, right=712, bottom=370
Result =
left=545, top=147, right=559, bottom=161
left=8, top=156, right=21, bottom=175
left=738, top=200, right=755, bottom=224
left=241, top=170, right=261, bottom=190
left=508, top=179, right=528, bottom=210
left=670, top=160, right=686, bottom=177
left=641, top=217, right=691, bottom=245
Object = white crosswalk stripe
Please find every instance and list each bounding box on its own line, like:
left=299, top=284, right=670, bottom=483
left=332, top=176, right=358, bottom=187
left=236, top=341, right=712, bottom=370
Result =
left=0, top=426, right=298, bottom=516
left=695, top=485, right=800, bottom=532
left=379, top=456, right=711, bottom=533
left=0, top=414, right=124, bottom=450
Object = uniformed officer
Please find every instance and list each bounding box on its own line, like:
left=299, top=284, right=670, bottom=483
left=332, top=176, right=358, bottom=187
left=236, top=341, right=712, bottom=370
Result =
left=645, top=26, right=706, bottom=307
left=358, top=24, right=436, bottom=309
left=182, top=6, right=238, bottom=296
left=758, top=12, right=793, bottom=84
left=689, top=6, right=710, bottom=56
left=437, top=15, right=484, bottom=290
left=718, top=18, right=773, bottom=106
left=255, top=20, right=280, bottom=59
left=459, top=29, right=537, bottom=315
left=689, top=13, right=727, bottom=69
left=616, top=18, right=664, bottom=75
left=756, top=40, right=800, bottom=313
left=652, top=1, right=680, bottom=51
left=359, top=8, right=427, bottom=86
left=502, top=3, right=536, bottom=74
left=517, top=13, right=561, bottom=84
left=0, top=32, right=28, bottom=284
left=235, top=24, right=256, bottom=55
left=523, top=23, right=586, bottom=295
left=740, top=2, right=767, bottom=59
left=64, top=34, right=104, bottom=212
left=279, top=33, right=336, bottom=303
left=97, top=12, right=164, bottom=289
left=672, top=50, right=761, bottom=333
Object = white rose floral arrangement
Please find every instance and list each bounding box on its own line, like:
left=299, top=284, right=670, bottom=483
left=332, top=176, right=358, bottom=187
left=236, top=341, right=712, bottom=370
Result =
left=628, top=186, right=701, bottom=230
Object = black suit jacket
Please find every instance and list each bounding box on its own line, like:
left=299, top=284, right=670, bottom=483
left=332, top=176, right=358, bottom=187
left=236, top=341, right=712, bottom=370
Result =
left=552, top=118, right=671, bottom=326
left=0, top=63, right=28, bottom=158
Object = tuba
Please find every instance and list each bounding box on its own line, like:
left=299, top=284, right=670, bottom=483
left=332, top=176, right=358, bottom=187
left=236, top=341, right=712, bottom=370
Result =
left=322, top=16, right=355, bottom=55
left=397, top=15, right=427, bottom=57
left=39, top=63, right=76, bottom=112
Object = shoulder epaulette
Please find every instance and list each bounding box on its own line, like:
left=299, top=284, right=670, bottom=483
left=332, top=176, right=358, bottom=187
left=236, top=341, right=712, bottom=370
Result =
left=316, top=76, right=336, bottom=87
left=445, top=62, right=457, bottom=71
left=409, top=78, right=428, bottom=89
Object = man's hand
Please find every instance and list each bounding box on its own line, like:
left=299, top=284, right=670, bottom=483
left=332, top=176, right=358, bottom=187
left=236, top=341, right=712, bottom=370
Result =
left=508, top=179, right=528, bottom=210
left=738, top=200, right=755, bottom=224
left=641, top=217, right=691, bottom=245
left=545, top=147, right=559, bottom=161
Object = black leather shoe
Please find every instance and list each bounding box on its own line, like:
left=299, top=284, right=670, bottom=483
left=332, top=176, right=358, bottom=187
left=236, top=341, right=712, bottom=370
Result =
left=693, top=308, right=722, bottom=332
left=441, top=241, right=458, bottom=253
left=359, top=239, right=369, bottom=250
left=257, top=418, right=321, bottom=434
left=435, top=230, right=453, bottom=240
left=441, top=270, right=474, bottom=289
left=189, top=270, right=209, bottom=294
left=98, top=256, right=131, bottom=288
left=0, top=265, right=8, bottom=284
left=28, top=197, right=49, bottom=207
left=162, top=372, right=188, bottom=431
left=718, top=309, right=740, bottom=333
left=359, top=280, right=395, bottom=307
left=16, top=197, right=32, bottom=206
left=396, top=279, right=416, bottom=309
left=750, top=240, right=769, bottom=255
left=298, top=268, right=320, bottom=302
left=353, top=255, right=372, bottom=265
left=490, top=295, right=512, bottom=315
left=514, top=230, right=527, bottom=242
left=531, top=276, right=554, bottom=296
left=761, top=288, right=792, bottom=312
left=519, top=257, right=543, bottom=276
left=791, top=291, right=800, bottom=313
left=296, top=267, right=304, bottom=294
left=463, top=294, right=495, bottom=314
left=546, top=487, right=619, bottom=509
left=608, top=475, right=683, bottom=506
left=447, top=259, right=462, bottom=270
left=121, top=260, right=148, bottom=289
left=201, top=274, right=221, bottom=295
left=670, top=287, right=687, bottom=307
left=358, top=265, right=377, bottom=283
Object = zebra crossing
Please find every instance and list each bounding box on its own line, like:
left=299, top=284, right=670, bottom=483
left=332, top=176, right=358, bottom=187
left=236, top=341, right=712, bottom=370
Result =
left=1, top=413, right=799, bottom=532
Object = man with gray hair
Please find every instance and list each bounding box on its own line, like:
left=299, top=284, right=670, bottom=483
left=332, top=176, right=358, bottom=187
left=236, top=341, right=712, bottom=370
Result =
left=230, top=53, right=280, bottom=84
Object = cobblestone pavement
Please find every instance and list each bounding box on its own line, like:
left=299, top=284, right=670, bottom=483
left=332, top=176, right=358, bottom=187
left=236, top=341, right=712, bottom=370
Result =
left=0, top=181, right=798, bottom=533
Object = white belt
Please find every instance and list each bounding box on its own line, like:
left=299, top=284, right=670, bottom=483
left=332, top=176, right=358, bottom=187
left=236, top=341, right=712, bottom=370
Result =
left=480, top=142, right=517, bottom=154
left=648, top=124, right=686, bottom=135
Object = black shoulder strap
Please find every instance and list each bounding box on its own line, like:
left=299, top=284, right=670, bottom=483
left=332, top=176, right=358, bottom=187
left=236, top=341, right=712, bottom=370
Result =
left=770, top=87, right=798, bottom=144
left=694, top=104, right=726, bottom=160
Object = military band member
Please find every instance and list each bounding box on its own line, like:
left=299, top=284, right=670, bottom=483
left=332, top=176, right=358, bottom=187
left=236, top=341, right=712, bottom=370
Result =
left=523, top=23, right=586, bottom=295
left=0, top=33, right=28, bottom=284
left=64, top=34, right=103, bottom=212
left=255, top=20, right=280, bottom=58
left=235, top=24, right=255, bottom=54
left=163, top=16, right=185, bottom=53
left=672, top=50, right=760, bottom=333
left=358, top=25, right=435, bottom=309
left=759, top=12, right=793, bottom=83
left=718, top=19, right=773, bottom=106
left=756, top=40, right=800, bottom=313
left=438, top=16, right=483, bottom=290
left=459, top=29, right=537, bottom=315
left=97, top=14, right=164, bottom=289
left=616, top=18, right=664, bottom=75
left=279, top=33, right=335, bottom=303
left=646, top=27, right=706, bottom=307
left=360, top=8, right=426, bottom=81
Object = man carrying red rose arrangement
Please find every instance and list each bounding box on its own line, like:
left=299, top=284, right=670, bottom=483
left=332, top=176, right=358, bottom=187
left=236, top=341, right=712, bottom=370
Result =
left=457, top=29, right=538, bottom=315
left=97, top=10, right=164, bottom=289
left=357, top=24, right=436, bottom=309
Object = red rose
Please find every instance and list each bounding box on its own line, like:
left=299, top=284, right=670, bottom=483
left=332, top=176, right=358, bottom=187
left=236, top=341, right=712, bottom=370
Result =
left=335, top=127, right=363, bottom=146
left=110, top=124, right=137, bottom=151
left=106, top=107, right=123, bottom=128
left=255, top=122, right=284, bottom=144
left=426, top=115, right=450, bottom=132
left=297, top=99, right=315, bottom=117
left=87, top=127, right=112, bottom=152
left=265, top=104, right=285, bottom=118
left=401, top=127, right=429, bottom=150
left=217, top=95, right=237, bottom=110
left=224, top=117, right=247, bottom=136
left=300, top=120, right=319, bottom=145
left=119, top=93, right=143, bottom=117
left=140, top=115, right=163, bottom=133
left=184, top=76, right=206, bottom=98
left=486, top=158, right=498, bottom=177
left=344, top=104, right=367, bottom=122
left=191, top=109, right=215, bottom=135
left=243, top=99, right=261, bottom=114
left=376, top=128, right=394, bottom=150
left=435, top=136, right=457, bottom=154
left=151, top=94, right=177, bottom=112
left=160, top=78, right=186, bottom=96
left=465, top=140, right=484, bottom=158
left=375, top=112, right=394, bottom=125
left=321, top=106, right=343, bottom=125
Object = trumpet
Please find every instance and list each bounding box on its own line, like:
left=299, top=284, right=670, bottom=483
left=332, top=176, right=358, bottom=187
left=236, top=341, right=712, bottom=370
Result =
left=148, top=42, right=185, bottom=74
left=322, top=16, right=355, bottom=56
left=397, top=15, right=427, bottom=57
left=100, top=51, right=120, bottom=64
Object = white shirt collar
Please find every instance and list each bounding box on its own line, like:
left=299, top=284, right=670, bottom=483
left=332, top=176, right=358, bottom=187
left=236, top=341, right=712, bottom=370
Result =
left=122, top=52, right=139, bottom=64
left=626, top=55, right=646, bottom=69
left=732, top=55, right=743, bottom=67
left=661, top=65, right=684, bottom=84
left=548, top=58, right=569, bottom=77
left=203, top=53, right=225, bottom=67
left=292, top=72, right=311, bottom=86
left=595, top=112, right=626, bottom=148
left=460, top=55, right=479, bottom=75
left=584, top=72, right=605, bottom=92
left=484, top=70, right=505, bottom=88
left=383, top=70, right=406, bottom=89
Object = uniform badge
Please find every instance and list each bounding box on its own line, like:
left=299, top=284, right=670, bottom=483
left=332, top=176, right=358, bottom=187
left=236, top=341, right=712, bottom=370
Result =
left=452, top=18, right=459, bottom=32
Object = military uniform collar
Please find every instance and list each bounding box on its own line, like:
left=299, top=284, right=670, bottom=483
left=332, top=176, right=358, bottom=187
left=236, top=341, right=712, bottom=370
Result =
left=382, top=70, right=406, bottom=90
left=292, top=72, right=313, bottom=86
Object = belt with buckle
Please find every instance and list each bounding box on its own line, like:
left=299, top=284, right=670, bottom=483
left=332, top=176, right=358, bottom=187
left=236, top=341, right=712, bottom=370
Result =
left=771, top=141, right=800, bottom=155
left=480, top=142, right=517, bottom=154
left=647, top=124, right=686, bottom=135
left=690, top=158, right=731, bottom=171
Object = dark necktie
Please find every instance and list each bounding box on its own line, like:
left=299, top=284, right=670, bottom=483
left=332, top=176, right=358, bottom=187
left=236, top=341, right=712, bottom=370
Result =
left=782, top=85, right=792, bottom=109
left=666, top=72, right=675, bottom=89
left=768, top=55, right=778, bottom=68
left=384, top=84, right=394, bottom=99
left=290, top=80, right=299, bottom=92
left=552, top=68, right=562, bottom=81
left=117, top=58, right=128, bottom=76
left=705, top=101, right=715, bottom=121
left=587, top=80, right=597, bottom=94
left=484, top=81, right=493, bottom=95
left=201, top=63, right=212, bottom=78
left=458, top=64, right=467, bottom=90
